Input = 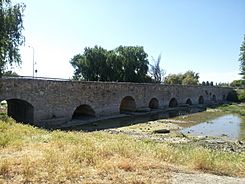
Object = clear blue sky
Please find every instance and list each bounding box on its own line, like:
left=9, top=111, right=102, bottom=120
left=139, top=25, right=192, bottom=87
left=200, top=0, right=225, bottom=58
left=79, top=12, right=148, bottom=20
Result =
left=12, top=0, right=245, bottom=83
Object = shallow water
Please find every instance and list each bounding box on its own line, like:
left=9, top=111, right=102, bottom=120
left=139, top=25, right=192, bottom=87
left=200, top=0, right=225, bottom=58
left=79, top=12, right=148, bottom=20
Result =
left=181, top=114, right=244, bottom=140
left=62, top=107, right=199, bottom=131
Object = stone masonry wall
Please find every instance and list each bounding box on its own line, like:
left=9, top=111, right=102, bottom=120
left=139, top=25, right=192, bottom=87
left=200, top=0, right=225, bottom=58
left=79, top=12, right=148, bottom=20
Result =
left=0, top=78, right=234, bottom=126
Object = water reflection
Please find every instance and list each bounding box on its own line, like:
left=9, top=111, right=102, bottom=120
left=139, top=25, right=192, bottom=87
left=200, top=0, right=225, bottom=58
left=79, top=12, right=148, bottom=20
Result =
left=61, top=107, right=199, bottom=131
left=181, top=114, right=243, bottom=140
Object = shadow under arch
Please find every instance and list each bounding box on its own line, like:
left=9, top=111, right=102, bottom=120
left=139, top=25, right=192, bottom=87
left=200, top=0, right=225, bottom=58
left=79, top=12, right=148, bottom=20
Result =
left=120, top=96, right=136, bottom=113
left=149, top=98, right=159, bottom=109
left=212, top=94, right=217, bottom=102
left=72, top=104, right=95, bottom=119
left=226, top=91, right=238, bottom=102
left=169, top=98, right=178, bottom=108
left=186, top=98, right=192, bottom=105
left=198, top=96, right=204, bottom=104
left=5, top=99, right=34, bottom=123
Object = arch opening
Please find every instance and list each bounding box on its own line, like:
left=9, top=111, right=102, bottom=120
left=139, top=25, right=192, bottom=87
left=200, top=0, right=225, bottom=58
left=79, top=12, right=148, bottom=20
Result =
left=212, top=95, right=217, bottom=102
left=226, top=91, right=238, bottom=102
left=186, top=98, right=192, bottom=105
left=120, top=96, right=136, bottom=113
left=198, top=96, right=204, bottom=104
left=3, top=99, right=34, bottom=123
left=72, top=104, right=95, bottom=119
left=149, top=98, right=159, bottom=109
left=169, top=98, right=178, bottom=108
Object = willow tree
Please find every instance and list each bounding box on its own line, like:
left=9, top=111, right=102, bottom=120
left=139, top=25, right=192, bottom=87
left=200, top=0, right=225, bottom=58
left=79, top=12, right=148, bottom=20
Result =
left=0, top=0, right=25, bottom=77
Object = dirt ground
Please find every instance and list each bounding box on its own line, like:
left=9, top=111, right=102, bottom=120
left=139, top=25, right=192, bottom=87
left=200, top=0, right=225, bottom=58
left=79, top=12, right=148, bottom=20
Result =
left=171, top=172, right=245, bottom=184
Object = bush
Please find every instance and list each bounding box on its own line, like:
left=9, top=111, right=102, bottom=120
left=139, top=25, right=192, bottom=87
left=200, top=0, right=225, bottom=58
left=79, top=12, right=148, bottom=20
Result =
left=238, top=89, right=245, bottom=102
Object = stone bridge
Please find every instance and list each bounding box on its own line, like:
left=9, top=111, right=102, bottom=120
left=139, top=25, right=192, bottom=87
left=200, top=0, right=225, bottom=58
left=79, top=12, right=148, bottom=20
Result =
left=0, top=78, right=234, bottom=127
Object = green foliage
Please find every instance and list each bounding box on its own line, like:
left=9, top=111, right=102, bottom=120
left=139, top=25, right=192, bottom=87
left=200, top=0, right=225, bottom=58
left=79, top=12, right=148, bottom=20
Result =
left=239, top=35, right=245, bottom=79
left=70, top=45, right=152, bottom=83
left=2, top=70, right=18, bottom=77
left=0, top=0, right=25, bottom=77
left=201, top=81, right=215, bottom=86
left=164, top=70, right=199, bottom=85
left=164, top=73, right=182, bottom=85
left=237, top=89, right=245, bottom=102
left=218, top=103, right=245, bottom=116
left=230, top=79, right=245, bottom=89
left=116, top=46, right=151, bottom=82
left=217, top=82, right=230, bottom=87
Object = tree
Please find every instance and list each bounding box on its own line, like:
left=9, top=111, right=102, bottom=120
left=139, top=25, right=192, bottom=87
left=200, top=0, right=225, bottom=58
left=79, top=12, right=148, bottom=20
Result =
left=0, top=0, right=25, bottom=77
left=115, top=46, right=150, bottom=83
left=3, top=70, right=18, bottom=77
left=70, top=46, right=108, bottom=81
left=239, top=35, right=245, bottom=79
left=217, top=82, right=230, bottom=87
left=182, top=71, right=199, bottom=85
left=230, top=79, right=245, bottom=88
left=149, top=54, right=165, bottom=83
left=164, top=70, right=199, bottom=85
left=164, top=74, right=182, bottom=85
left=70, top=45, right=152, bottom=83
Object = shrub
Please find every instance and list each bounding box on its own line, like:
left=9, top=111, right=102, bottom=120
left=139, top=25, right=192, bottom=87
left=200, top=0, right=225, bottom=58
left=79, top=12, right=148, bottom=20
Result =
left=238, top=89, right=245, bottom=102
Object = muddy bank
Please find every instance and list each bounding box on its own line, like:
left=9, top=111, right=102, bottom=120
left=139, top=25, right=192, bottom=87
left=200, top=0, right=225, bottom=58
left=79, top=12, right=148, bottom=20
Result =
left=103, top=128, right=245, bottom=153
left=102, top=116, right=245, bottom=153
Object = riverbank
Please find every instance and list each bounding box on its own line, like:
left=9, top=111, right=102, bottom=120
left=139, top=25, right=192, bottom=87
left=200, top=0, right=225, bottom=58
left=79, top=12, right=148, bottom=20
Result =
left=0, top=104, right=244, bottom=183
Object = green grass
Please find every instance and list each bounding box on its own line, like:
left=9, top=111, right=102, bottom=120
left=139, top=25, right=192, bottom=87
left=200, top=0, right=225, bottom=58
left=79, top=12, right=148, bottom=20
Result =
left=217, top=103, right=245, bottom=116
left=0, top=116, right=244, bottom=183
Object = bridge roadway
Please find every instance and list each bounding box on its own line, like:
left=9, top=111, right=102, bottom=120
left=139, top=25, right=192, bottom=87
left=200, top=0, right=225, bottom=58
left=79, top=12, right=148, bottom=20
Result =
left=0, top=78, right=234, bottom=128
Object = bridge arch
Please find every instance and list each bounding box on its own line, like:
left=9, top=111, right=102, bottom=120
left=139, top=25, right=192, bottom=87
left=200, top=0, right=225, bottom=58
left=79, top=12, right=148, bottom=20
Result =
left=198, top=96, right=204, bottom=104
left=186, top=98, right=192, bottom=105
left=72, top=104, right=95, bottom=119
left=226, top=91, right=238, bottom=102
left=149, top=98, right=159, bottom=109
left=120, top=96, right=136, bottom=113
left=212, top=94, right=217, bottom=102
left=169, top=98, right=178, bottom=108
left=1, top=99, right=34, bottom=123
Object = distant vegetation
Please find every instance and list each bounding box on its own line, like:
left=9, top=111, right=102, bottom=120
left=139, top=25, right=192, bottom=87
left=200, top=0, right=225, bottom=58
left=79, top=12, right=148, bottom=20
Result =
left=164, top=70, right=199, bottom=85
left=70, top=46, right=202, bottom=85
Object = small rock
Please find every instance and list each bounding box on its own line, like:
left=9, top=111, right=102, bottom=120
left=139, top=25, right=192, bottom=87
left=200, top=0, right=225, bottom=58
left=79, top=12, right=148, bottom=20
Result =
left=92, top=123, right=98, bottom=126
left=221, top=134, right=228, bottom=137
left=153, top=129, right=170, bottom=134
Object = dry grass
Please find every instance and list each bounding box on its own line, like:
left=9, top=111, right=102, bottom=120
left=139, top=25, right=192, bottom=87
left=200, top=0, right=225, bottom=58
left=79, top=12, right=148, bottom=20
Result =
left=0, top=117, right=244, bottom=183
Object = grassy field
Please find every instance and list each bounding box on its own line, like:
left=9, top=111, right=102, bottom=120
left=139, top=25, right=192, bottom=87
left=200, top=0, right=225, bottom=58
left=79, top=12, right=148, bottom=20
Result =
left=0, top=111, right=245, bottom=183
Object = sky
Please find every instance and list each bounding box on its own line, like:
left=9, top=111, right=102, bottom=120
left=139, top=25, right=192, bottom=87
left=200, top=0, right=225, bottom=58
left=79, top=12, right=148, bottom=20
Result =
left=11, top=0, right=245, bottom=83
